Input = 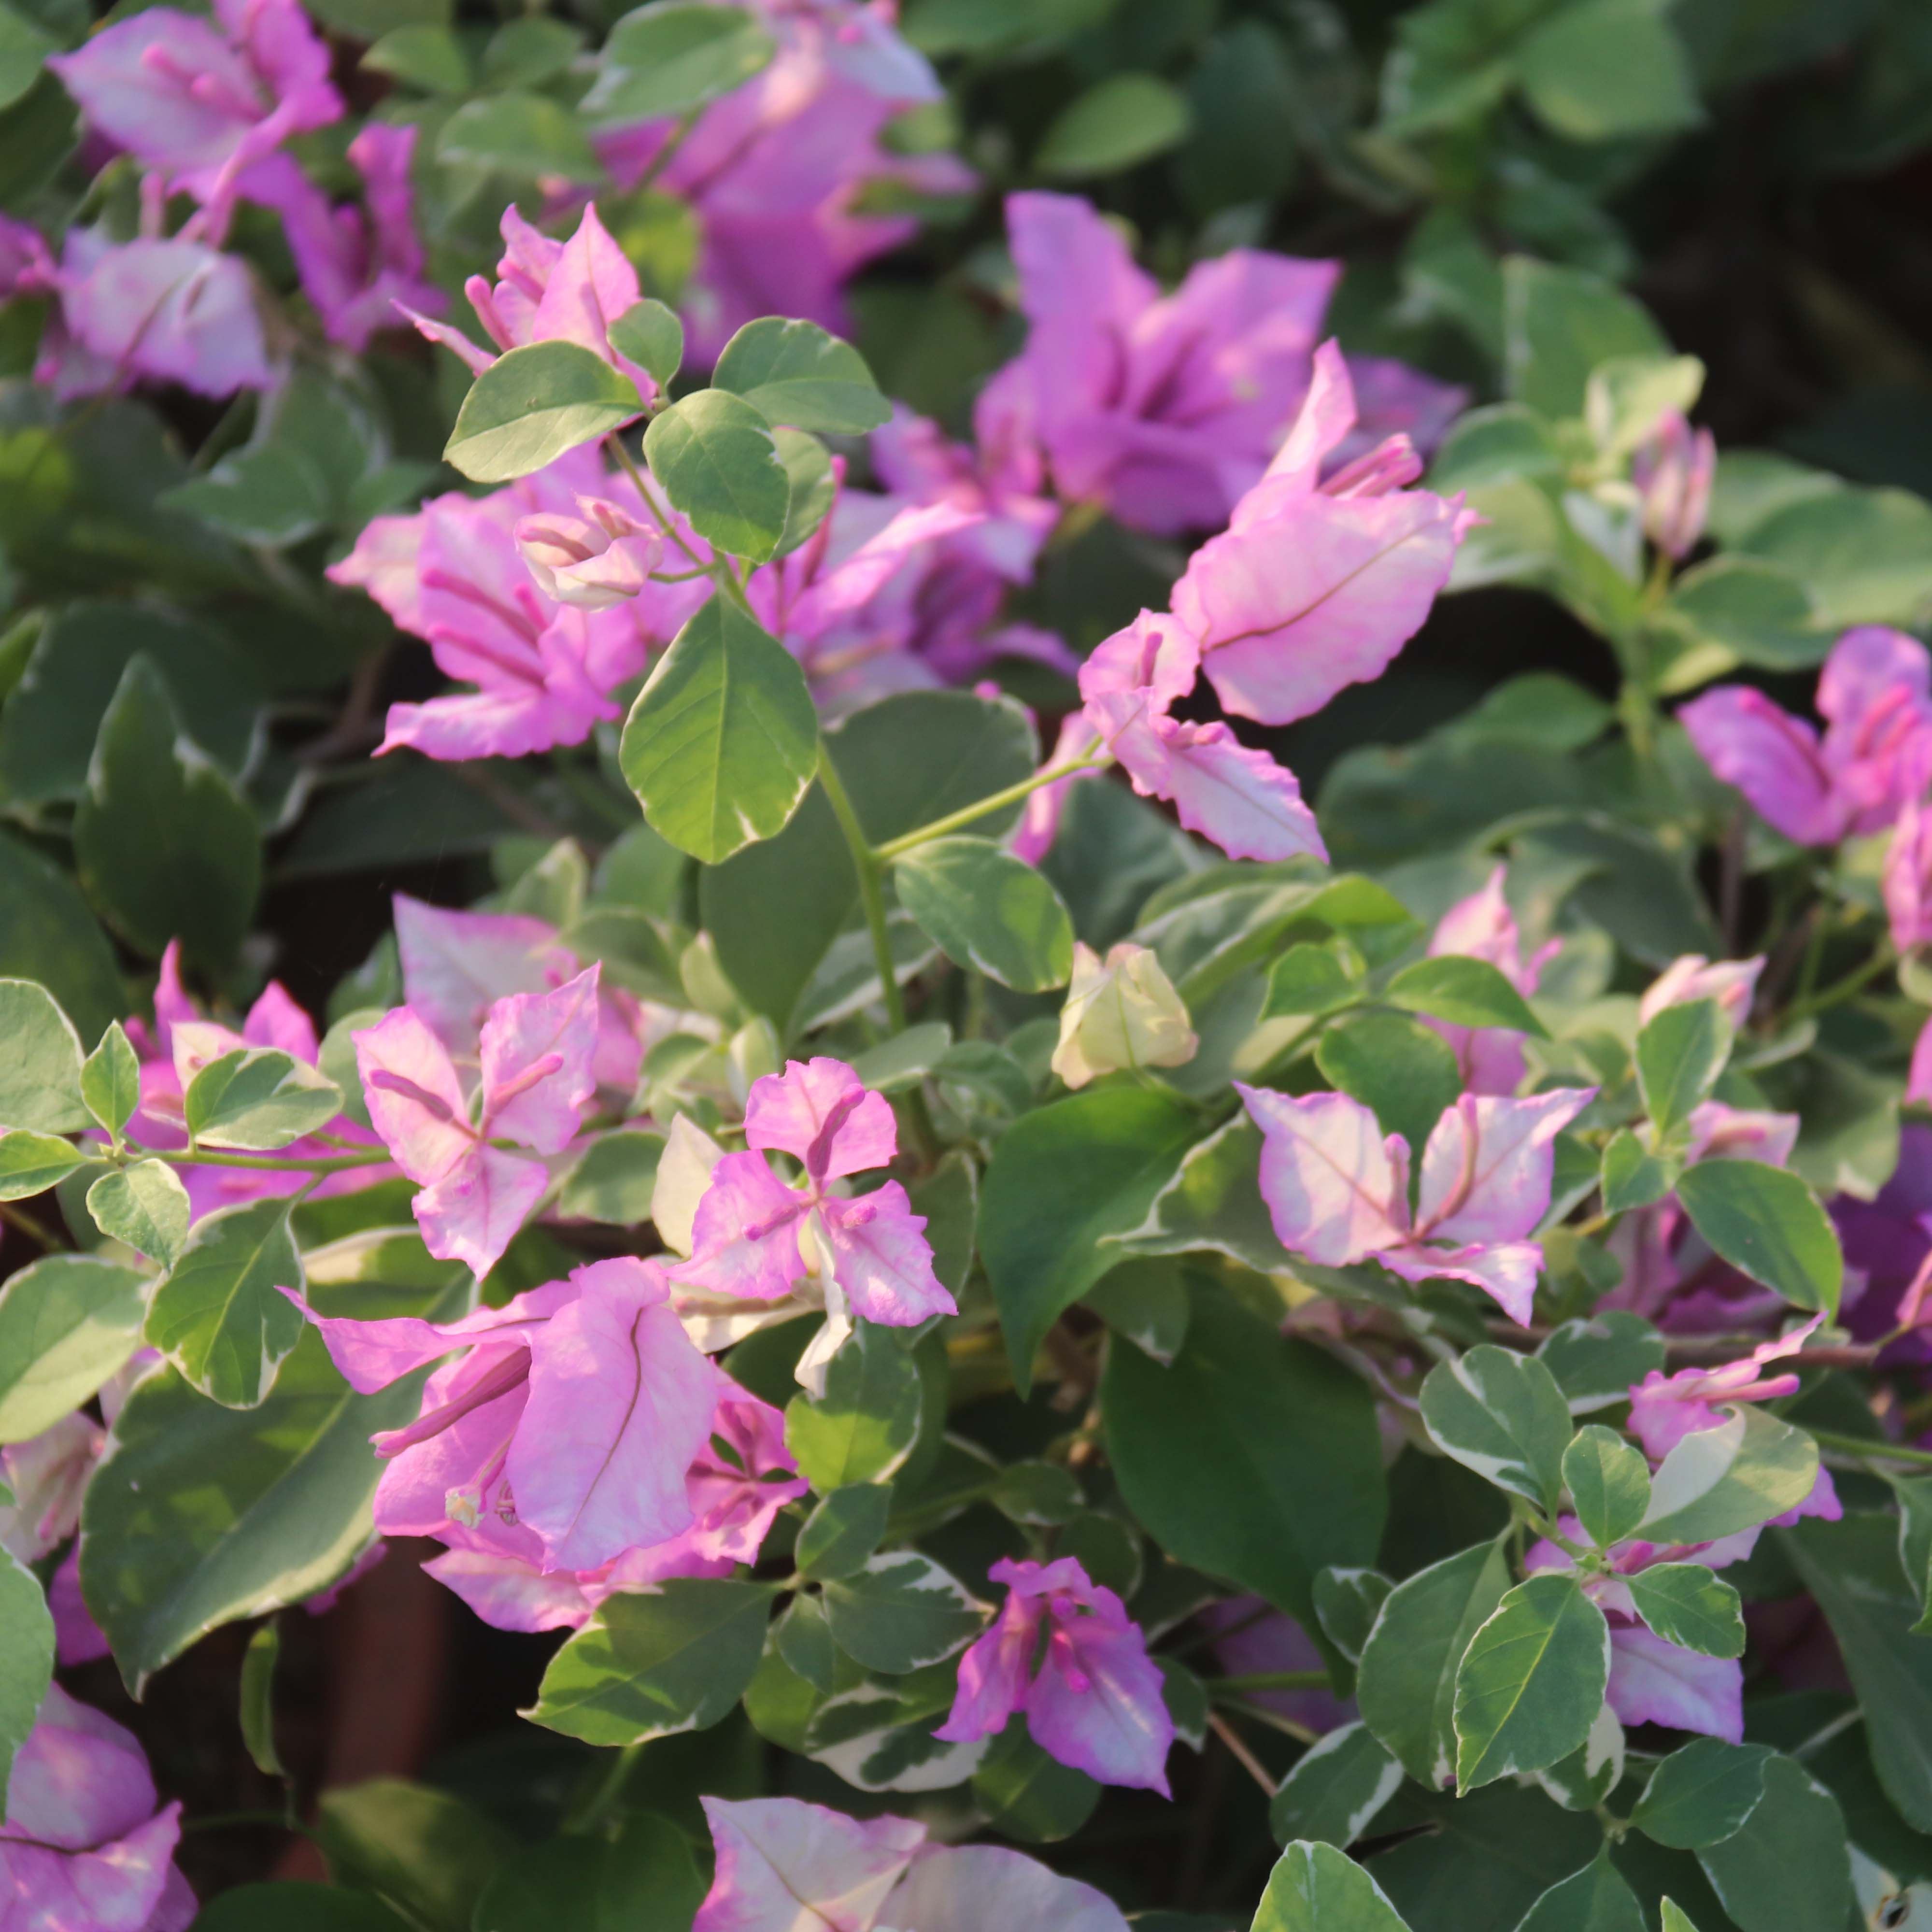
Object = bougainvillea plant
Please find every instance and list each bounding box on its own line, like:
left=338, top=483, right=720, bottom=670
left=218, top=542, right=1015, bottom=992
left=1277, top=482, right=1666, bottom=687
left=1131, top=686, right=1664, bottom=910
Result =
left=5, top=1, right=1932, bottom=1930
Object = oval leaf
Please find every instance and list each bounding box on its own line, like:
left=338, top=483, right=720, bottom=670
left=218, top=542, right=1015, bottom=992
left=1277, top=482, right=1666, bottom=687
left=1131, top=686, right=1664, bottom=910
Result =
left=894, top=836, right=1075, bottom=993
left=1385, top=955, right=1548, bottom=1037
left=0, top=980, right=86, bottom=1133
left=0, top=1252, right=148, bottom=1444
left=713, top=317, right=891, bottom=434
left=1674, top=1159, right=1843, bottom=1314
left=1419, top=1346, right=1575, bottom=1516
left=582, top=1, right=776, bottom=123
left=1453, top=1573, right=1609, bottom=1790
left=445, top=341, right=642, bottom=485
left=642, top=389, right=789, bottom=562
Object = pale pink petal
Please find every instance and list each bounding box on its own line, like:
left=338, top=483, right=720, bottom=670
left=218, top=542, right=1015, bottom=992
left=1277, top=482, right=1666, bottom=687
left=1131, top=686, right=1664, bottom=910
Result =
left=1249, top=338, right=1357, bottom=503
left=326, top=510, right=426, bottom=629
left=511, top=1259, right=719, bottom=1571
left=529, top=203, right=650, bottom=394
left=50, top=1548, right=110, bottom=1665
left=1637, top=954, right=1763, bottom=1028
left=151, top=941, right=198, bottom=1059
left=1606, top=1625, right=1743, bottom=1741
left=402, top=306, right=495, bottom=374
left=479, top=965, right=601, bottom=1155
left=1077, top=610, right=1201, bottom=710
left=421, top=1545, right=593, bottom=1632
left=1678, top=687, right=1844, bottom=845
left=685, top=1390, right=807, bottom=1563
left=1913, top=1017, right=1932, bottom=1108
left=788, top=501, right=983, bottom=635
left=280, top=1279, right=568, bottom=1394
left=1416, top=1088, right=1596, bottom=1247
left=242, top=980, right=318, bottom=1061
left=1179, top=488, right=1467, bottom=727
left=1886, top=794, right=1932, bottom=953
left=745, top=1058, right=897, bottom=1180
left=1381, top=1239, right=1545, bottom=1327
left=935, top=1591, right=1038, bottom=1744
left=672, top=1152, right=812, bottom=1302
left=1010, top=714, right=1103, bottom=867
left=372, top=1366, right=531, bottom=1539
left=1684, top=1102, right=1798, bottom=1168
left=817, top=1184, right=954, bottom=1326
left=1237, top=1085, right=1409, bottom=1264
left=886, top=1845, right=1133, bottom=1932
left=354, top=1008, right=473, bottom=1187
left=414, top=1145, right=549, bottom=1280
left=1027, top=1613, right=1174, bottom=1794
left=61, top=234, right=270, bottom=397
left=695, top=1795, right=926, bottom=1932
left=394, top=895, right=578, bottom=1058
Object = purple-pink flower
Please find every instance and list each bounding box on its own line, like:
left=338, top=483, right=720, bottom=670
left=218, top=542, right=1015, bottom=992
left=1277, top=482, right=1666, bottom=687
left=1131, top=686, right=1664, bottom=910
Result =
left=49, top=0, right=342, bottom=246
left=1172, top=341, right=1477, bottom=728
left=1425, top=867, right=1560, bottom=1094
left=406, top=203, right=658, bottom=396
left=272, top=124, right=442, bottom=352
left=1636, top=953, right=1764, bottom=1031
left=596, top=0, right=972, bottom=359
left=1633, top=410, right=1715, bottom=560
left=354, top=969, right=601, bottom=1279
left=2, top=1685, right=197, bottom=1930
left=671, top=1057, right=952, bottom=1329
left=515, top=496, right=665, bottom=611
left=1073, top=610, right=1326, bottom=865
left=1884, top=743, right=1932, bottom=955
left=973, top=191, right=1338, bottom=536
left=1237, top=1084, right=1595, bottom=1325
left=1678, top=627, right=1932, bottom=846
left=293, top=1256, right=728, bottom=1584
left=120, top=941, right=385, bottom=1226
left=693, top=1794, right=1133, bottom=1932
left=935, top=1555, right=1173, bottom=1793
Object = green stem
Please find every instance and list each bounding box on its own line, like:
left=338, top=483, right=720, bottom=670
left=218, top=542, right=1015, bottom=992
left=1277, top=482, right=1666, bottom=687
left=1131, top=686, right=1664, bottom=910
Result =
left=1785, top=943, right=1896, bottom=1022
left=872, top=755, right=1112, bottom=864
left=153, top=1147, right=394, bottom=1175
left=606, top=437, right=707, bottom=571
left=1807, top=1426, right=1932, bottom=1469
left=0, top=1200, right=64, bottom=1249
left=562, top=1742, right=644, bottom=1837
left=1209, top=1671, right=1334, bottom=1693
left=817, top=740, right=904, bottom=1034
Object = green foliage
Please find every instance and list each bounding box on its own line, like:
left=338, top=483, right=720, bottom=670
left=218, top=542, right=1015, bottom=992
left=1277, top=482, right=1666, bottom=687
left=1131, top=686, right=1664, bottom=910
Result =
left=444, top=342, right=643, bottom=483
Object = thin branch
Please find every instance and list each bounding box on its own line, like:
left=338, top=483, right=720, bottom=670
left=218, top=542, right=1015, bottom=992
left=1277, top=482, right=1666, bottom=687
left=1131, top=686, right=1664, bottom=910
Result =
left=1206, top=1710, right=1277, bottom=1799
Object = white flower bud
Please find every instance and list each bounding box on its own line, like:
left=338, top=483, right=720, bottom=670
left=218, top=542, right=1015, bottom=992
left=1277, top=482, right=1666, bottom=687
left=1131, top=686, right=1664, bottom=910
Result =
left=1050, top=941, right=1197, bottom=1089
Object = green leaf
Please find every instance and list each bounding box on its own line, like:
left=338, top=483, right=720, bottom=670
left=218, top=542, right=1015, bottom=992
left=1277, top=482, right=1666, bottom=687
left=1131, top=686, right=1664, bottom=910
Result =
left=620, top=595, right=819, bottom=865
left=1315, top=1010, right=1464, bottom=1163
left=1600, top=1129, right=1680, bottom=1214
left=1584, top=356, right=1707, bottom=459
left=73, top=655, right=261, bottom=970
left=1517, top=0, right=1701, bottom=140
left=1251, top=1840, right=1414, bottom=1932
left=87, top=1159, right=191, bottom=1268
left=436, top=90, right=600, bottom=181
left=187, top=1885, right=429, bottom=1932
left=472, top=1815, right=706, bottom=1932
left=143, top=1194, right=304, bottom=1408
left=480, top=16, right=584, bottom=87
left=1695, top=1755, right=1856, bottom=1932
left=796, top=1662, right=978, bottom=1790
left=1503, top=257, right=1669, bottom=422
left=1420, top=1347, right=1575, bottom=1515
left=1636, top=999, right=1732, bottom=1141
left=1738, top=485, right=1932, bottom=630
left=1269, top=1721, right=1405, bottom=1851
left=557, top=1130, right=663, bottom=1226
left=773, top=426, right=837, bottom=557
left=1783, top=1514, right=1932, bottom=1834
left=1035, top=71, right=1192, bottom=178
left=1385, top=955, right=1548, bottom=1037
left=363, top=24, right=471, bottom=93
left=529, top=1577, right=773, bottom=1745
left=607, top=298, right=684, bottom=390
left=1358, top=1536, right=1514, bottom=1787
left=582, top=1, right=776, bottom=124
left=161, top=440, right=332, bottom=547
left=1535, top=1704, right=1624, bottom=1813
left=80, top=1325, right=432, bottom=1691
left=1512, top=1849, right=1647, bottom=1932
left=81, top=1020, right=140, bottom=1142
left=1563, top=1425, right=1652, bottom=1549
left=1263, top=942, right=1364, bottom=1020
left=184, top=1047, right=342, bottom=1151
left=703, top=689, right=1037, bottom=1029
left=1663, top=557, right=1824, bottom=673
left=1313, top=1568, right=1392, bottom=1672
left=0, top=1545, right=53, bottom=1806
left=316, top=1779, right=505, bottom=1932
left=0, top=1252, right=147, bottom=1443
left=1083, top=1256, right=1192, bottom=1365
left=239, top=1618, right=284, bottom=1777
left=893, top=836, right=1074, bottom=992
left=0, top=5, right=55, bottom=114
left=0, top=834, right=123, bottom=1046
left=1674, top=1160, right=1843, bottom=1315
left=1629, top=1737, right=1771, bottom=1849
left=444, top=341, right=642, bottom=485
left=972, top=1720, right=1099, bottom=1844
left=0, top=979, right=86, bottom=1132
left=0, top=1129, right=84, bottom=1198
left=1536, top=1313, right=1666, bottom=1414
left=981, top=1086, right=1200, bottom=1392
left=796, top=1483, right=893, bottom=1582
left=1627, top=1563, right=1744, bottom=1658
left=713, top=317, right=891, bottom=434
left=785, top=1320, right=922, bottom=1490
left=1105, top=1287, right=1386, bottom=1665
left=1638, top=1404, right=1818, bottom=1545
left=991, top=1459, right=1082, bottom=1526
left=642, top=390, right=790, bottom=562
left=1453, top=1574, right=1609, bottom=1791
left=820, top=1551, right=983, bottom=1673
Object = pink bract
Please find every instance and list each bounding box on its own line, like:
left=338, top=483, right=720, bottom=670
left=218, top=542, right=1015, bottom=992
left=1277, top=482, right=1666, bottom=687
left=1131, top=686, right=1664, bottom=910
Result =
left=1424, top=866, right=1560, bottom=1094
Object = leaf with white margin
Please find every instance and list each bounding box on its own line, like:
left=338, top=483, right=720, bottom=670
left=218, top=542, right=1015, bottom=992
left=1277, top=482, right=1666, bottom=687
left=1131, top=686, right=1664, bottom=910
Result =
left=1420, top=1345, right=1574, bottom=1514
left=803, top=1665, right=991, bottom=1792
left=1637, top=1405, right=1818, bottom=1545
left=1535, top=1702, right=1625, bottom=1812
left=1453, top=1573, right=1610, bottom=1790
left=1268, top=1721, right=1404, bottom=1850
left=1251, top=1840, right=1415, bottom=1932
